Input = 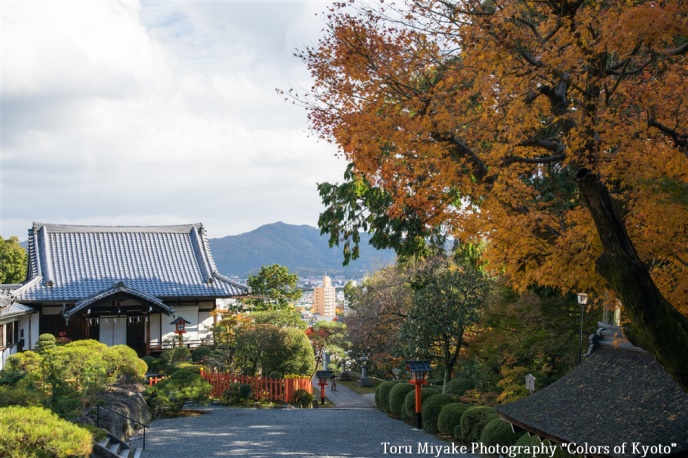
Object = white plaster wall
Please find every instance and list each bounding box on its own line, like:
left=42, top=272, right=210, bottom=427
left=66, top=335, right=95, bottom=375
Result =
left=150, top=313, right=163, bottom=346
left=198, top=311, right=214, bottom=344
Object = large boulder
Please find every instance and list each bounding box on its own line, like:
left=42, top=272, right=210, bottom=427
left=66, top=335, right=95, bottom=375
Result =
left=78, top=384, right=151, bottom=440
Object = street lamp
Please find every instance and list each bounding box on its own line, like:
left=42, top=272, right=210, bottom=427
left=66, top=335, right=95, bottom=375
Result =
left=577, top=293, right=588, bottom=364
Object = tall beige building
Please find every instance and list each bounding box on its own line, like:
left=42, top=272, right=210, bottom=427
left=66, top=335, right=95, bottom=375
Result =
left=312, top=275, right=336, bottom=316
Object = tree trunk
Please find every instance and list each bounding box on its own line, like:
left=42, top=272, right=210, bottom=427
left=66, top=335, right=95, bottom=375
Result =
left=576, top=169, right=688, bottom=392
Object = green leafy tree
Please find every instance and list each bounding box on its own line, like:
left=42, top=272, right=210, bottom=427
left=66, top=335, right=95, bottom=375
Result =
left=275, top=328, right=316, bottom=376
left=251, top=309, right=307, bottom=330
left=401, top=257, right=491, bottom=391
left=0, top=236, right=27, bottom=284
left=306, top=321, right=350, bottom=375
left=0, top=405, right=93, bottom=457
left=244, top=264, right=302, bottom=311
left=344, top=263, right=414, bottom=377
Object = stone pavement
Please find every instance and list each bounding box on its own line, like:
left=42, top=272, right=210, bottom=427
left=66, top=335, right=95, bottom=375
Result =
left=312, top=377, right=377, bottom=409
left=135, top=378, right=478, bottom=457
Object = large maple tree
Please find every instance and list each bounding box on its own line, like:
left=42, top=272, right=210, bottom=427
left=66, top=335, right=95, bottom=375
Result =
left=292, top=0, right=688, bottom=390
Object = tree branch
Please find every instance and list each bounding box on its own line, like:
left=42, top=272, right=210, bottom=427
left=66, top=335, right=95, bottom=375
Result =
left=503, top=154, right=565, bottom=165
left=663, top=41, right=688, bottom=56
left=518, top=138, right=566, bottom=154
left=647, top=109, right=688, bottom=155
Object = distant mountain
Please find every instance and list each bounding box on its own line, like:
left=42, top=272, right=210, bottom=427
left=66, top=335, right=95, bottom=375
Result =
left=208, top=221, right=396, bottom=278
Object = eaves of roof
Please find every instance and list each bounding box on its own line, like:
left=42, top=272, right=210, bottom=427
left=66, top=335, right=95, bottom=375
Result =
left=65, top=282, right=174, bottom=319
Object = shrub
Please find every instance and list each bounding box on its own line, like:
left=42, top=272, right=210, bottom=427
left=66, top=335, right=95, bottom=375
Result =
left=514, top=432, right=543, bottom=458
left=142, top=356, right=155, bottom=372
left=102, top=345, right=147, bottom=382
left=480, top=417, right=524, bottom=446
left=161, top=346, right=192, bottom=368
left=222, top=383, right=242, bottom=404
left=166, top=362, right=204, bottom=375
left=35, top=334, right=56, bottom=354
left=375, top=380, right=402, bottom=411
left=388, top=383, right=415, bottom=417
left=445, top=378, right=475, bottom=396
left=269, top=371, right=282, bottom=379
left=0, top=405, right=93, bottom=457
left=437, top=402, right=472, bottom=436
left=421, top=394, right=458, bottom=433
left=4, top=351, right=43, bottom=379
left=191, top=346, right=213, bottom=363
left=459, top=406, right=499, bottom=442
left=145, top=369, right=212, bottom=414
left=0, top=384, right=44, bottom=407
left=239, top=383, right=253, bottom=401
left=403, top=388, right=440, bottom=422
left=293, top=389, right=313, bottom=408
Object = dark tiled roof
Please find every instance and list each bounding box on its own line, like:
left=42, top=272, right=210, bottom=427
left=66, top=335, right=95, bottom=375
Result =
left=497, top=333, right=688, bottom=457
left=64, top=282, right=174, bottom=318
left=18, top=222, right=248, bottom=302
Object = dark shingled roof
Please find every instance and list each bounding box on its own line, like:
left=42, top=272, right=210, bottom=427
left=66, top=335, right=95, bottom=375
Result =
left=497, top=324, right=688, bottom=457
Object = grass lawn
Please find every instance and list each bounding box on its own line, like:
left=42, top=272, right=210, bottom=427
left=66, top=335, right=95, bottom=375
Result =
left=337, top=379, right=379, bottom=395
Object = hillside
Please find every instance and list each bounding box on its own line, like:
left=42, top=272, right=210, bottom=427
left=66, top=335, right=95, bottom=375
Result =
left=209, top=221, right=395, bottom=278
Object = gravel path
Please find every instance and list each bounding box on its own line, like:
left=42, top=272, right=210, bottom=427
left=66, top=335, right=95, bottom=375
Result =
left=137, top=405, right=478, bottom=457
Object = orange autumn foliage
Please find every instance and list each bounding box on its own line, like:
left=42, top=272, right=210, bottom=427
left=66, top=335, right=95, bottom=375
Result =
left=294, top=0, right=688, bottom=316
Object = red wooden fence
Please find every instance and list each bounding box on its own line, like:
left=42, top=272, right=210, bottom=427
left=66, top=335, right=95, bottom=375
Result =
left=200, top=370, right=312, bottom=403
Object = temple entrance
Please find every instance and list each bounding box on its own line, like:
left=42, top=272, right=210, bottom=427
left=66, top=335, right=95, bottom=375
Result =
left=126, top=318, right=147, bottom=356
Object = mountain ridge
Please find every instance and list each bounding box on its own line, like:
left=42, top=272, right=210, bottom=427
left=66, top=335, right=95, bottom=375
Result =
left=208, top=221, right=396, bottom=278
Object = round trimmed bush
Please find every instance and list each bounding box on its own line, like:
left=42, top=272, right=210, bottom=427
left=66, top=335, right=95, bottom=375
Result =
left=0, top=405, right=93, bottom=457
left=239, top=383, right=253, bottom=400
left=459, top=406, right=499, bottom=442
left=375, top=380, right=402, bottom=411
left=293, top=389, right=313, bottom=408
left=191, top=346, right=212, bottom=363
left=444, top=378, right=475, bottom=396
left=514, top=432, right=542, bottom=458
left=35, top=334, right=56, bottom=354
left=142, top=356, right=155, bottom=371
left=403, top=387, right=440, bottom=422
left=480, top=417, right=524, bottom=446
left=438, top=402, right=472, bottom=436
left=388, top=383, right=415, bottom=417
left=421, top=394, right=459, bottom=433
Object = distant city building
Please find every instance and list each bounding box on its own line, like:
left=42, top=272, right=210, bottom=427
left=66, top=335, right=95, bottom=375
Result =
left=312, top=275, right=336, bottom=316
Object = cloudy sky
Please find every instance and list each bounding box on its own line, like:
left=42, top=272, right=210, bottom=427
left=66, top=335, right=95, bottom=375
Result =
left=1, top=0, right=346, bottom=241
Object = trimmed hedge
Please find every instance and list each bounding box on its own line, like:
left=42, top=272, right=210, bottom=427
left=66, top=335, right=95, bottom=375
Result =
left=437, top=402, right=472, bottom=436
left=375, top=380, right=403, bottom=412
left=444, top=378, right=475, bottom=396
left=514, top=432, right=543, bottom=458
left=388, top=383, right=415, bottom=417
left=480, top=417, right=525, bottom=446
left=459, top=406, right=499, bottom=442
left=421, top=394, right=459, bottom=433
left=402, top=387, right=440, bottom=422
left=0, top=405, right=93, bottom=457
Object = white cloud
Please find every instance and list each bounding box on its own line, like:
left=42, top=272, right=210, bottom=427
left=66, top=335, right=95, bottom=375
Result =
left=1, top=0, right=345, bottom=240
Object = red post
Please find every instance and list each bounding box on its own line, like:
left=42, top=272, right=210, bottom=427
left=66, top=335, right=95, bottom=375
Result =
left=413, top=379, right=424, bottom=429
left=318, top=379, right=327, bottom=405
